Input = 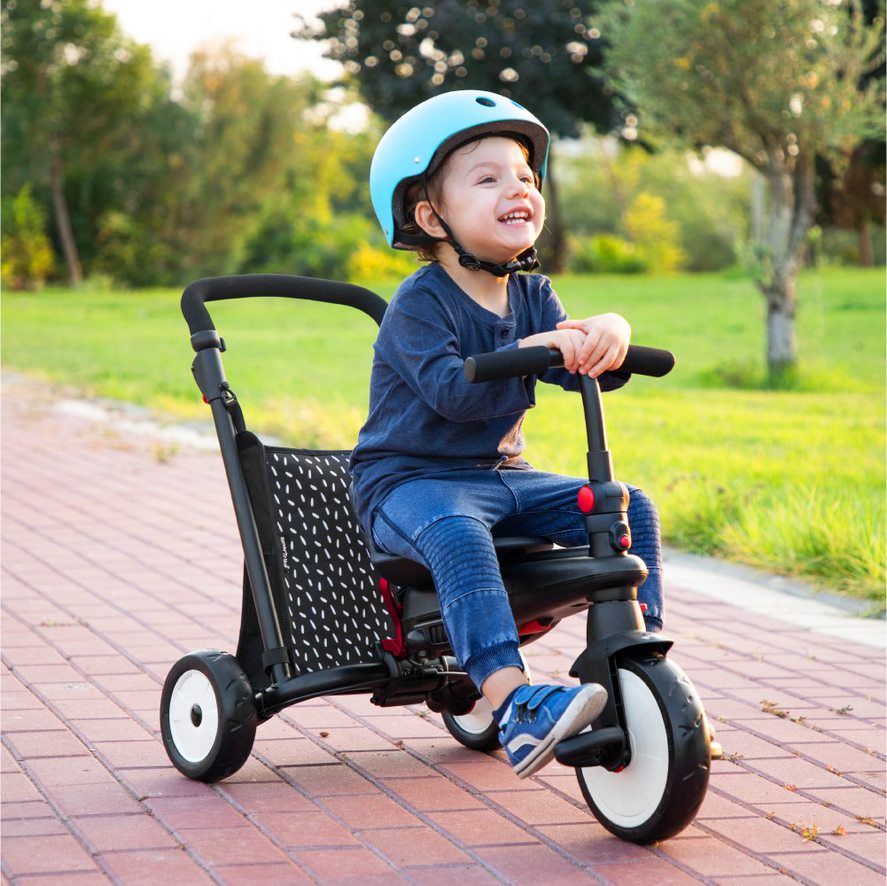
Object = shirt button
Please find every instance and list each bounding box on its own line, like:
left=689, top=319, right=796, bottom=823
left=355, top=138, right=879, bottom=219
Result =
left=500, top=329, right=509, bottom=338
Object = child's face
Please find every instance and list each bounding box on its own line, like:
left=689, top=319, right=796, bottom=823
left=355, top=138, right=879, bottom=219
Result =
left=435, top=136, right=545, bottom=264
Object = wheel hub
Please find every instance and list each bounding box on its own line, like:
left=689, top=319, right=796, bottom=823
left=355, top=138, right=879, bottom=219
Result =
left=190, top=704, right=203, bottom=727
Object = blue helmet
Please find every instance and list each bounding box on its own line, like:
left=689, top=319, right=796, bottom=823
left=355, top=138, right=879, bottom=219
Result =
left=370, top=89, right=550, bottom=250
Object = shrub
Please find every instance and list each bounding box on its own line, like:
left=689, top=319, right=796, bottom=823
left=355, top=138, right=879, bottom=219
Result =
left=346, top=242, right=416, bottom=282
left=623, top=192, right=686, bottom=274
left=1, top=185, right=54, bottom=290
left=567, top=233, right=647, bottom=274
left=239, top=212, right=382, bottom=280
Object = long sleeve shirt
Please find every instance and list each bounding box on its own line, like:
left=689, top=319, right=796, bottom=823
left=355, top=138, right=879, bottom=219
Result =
left=349, top=262, right=627, bottom=530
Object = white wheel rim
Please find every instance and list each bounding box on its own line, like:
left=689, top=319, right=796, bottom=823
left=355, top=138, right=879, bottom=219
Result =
left=578, top=669, right=669, bottom=828
left=168, top=669, right=220, bottom=763
left=449, top=650, right=531, bottom=735
left=451, top=696, right=496, bottom=735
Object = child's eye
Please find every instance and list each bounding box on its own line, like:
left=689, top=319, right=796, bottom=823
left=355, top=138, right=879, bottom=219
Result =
left=478, top=175, right=496, bottom=184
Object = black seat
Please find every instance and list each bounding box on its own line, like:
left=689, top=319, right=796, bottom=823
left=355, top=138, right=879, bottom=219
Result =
left=367, top=532, right=555, bottom=586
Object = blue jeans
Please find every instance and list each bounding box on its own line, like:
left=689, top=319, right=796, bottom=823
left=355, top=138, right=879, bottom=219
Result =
left=371, top=468, right=663, bottom=690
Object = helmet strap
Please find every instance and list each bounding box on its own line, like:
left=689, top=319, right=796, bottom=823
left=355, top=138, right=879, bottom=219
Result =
left=421, top=184, right=539, bottom=278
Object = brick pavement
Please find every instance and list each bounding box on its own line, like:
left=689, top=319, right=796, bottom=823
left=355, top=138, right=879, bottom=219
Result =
left=2, top=375, right=885, bottom=885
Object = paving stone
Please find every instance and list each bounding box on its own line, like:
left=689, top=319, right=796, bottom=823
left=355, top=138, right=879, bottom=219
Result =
left=98, top=848, right=216, bottom=886
left=2, top=834, right=98, bottom=875
left=290, top=846, right=397, bottom=880
left=765, top=849, right=886, bottom=885
left=73, top=812, right=180, bottom=852
left=362, top=824, right=474, bottom=866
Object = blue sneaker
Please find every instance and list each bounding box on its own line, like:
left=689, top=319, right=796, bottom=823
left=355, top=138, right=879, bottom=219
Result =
left=498, top=683, right=608, bottom=778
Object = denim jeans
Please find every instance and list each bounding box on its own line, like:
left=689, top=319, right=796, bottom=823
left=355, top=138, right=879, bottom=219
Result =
left=370, top=468, right=663, bottom=690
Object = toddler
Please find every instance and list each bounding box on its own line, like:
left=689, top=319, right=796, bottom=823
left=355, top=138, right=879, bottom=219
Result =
left=350, top=90, right=663, bottom=778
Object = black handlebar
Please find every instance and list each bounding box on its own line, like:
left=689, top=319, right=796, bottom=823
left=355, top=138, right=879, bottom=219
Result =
left=181, top=274, right=389, bottom=350
left=464, top=344, right=675, bottom=383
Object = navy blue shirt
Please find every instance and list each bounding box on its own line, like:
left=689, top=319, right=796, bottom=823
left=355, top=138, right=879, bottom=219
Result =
left=349, top=263, right=627, bottom=530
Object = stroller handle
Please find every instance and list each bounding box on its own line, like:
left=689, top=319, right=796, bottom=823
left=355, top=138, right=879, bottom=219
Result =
left=181, top=274, right=389, bottom=351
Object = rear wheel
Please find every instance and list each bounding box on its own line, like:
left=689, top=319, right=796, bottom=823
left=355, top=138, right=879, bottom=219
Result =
left=160, top=650, right=257, bottom=783
left=441, top=651, right=530, bottom=752
left=577, top=654, right=710, bottom=843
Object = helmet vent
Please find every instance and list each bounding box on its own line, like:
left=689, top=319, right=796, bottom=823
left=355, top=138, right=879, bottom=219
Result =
left=475, top=96, right=496, bottom=107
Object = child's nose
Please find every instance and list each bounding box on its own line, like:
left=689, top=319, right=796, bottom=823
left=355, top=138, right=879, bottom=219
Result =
left=507, top=176, right=530, bottom=198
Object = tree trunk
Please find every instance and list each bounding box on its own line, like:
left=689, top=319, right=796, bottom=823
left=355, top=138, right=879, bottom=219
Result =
left=539, top=148, right=567, bottom=273
left=858, top=217, right=874, bottom=267
left=763, top=277, right=798, bottom=382
left=754, top=153, right=817, bottom=383
left=48, top=136, right=82, bottom=286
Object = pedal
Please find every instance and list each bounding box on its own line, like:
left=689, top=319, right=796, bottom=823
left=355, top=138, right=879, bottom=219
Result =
left=554, top=726, right=625, bottom=768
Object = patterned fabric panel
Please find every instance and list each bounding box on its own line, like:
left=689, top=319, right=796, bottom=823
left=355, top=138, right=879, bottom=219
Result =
left=265, top=448, right=390, bottom=673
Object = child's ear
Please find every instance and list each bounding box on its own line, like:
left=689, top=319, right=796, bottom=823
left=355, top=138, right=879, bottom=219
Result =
left=413, top=200, right=447, bottom=239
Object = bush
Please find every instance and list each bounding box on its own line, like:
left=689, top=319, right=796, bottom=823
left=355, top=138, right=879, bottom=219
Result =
left=239, top=212, right=383, bottom=280
left=567, top=233, right=647, bottom=273
left=346, top=242, right=416, bottom=282
left=623, top=192, right=686, bottom=274
left=92, top=210, right=179, bottom=287
left=1, top=185, right=54, bottom=290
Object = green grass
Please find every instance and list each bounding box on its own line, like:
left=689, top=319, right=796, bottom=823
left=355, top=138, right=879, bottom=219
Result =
left=3, top=267, right=884, bottom=604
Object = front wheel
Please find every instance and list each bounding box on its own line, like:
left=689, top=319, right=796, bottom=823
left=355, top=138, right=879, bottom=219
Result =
left=577, top=653, right=710, bottom=843
left=160, top=650, right=257, bottom=783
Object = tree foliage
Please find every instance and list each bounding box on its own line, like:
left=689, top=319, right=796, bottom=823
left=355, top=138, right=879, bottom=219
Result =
left=1, top=0, right=169, bottom=283
left=295, top=1, right=625, bottom=270
left=296, top=1, right=619, bottom=134
left=599, top=0, right=885, bottom=379
left=1, top=1, right=378, bottom=288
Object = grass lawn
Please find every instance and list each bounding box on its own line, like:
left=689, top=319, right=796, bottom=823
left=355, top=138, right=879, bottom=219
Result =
left=3, top=267, right=884, bottom=605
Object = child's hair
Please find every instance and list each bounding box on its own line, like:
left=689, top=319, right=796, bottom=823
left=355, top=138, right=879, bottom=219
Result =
left=400, top=134, right=535, bottom=263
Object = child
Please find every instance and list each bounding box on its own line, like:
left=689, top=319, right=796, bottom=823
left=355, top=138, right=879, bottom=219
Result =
left=349, top=90, right=663, bottom=779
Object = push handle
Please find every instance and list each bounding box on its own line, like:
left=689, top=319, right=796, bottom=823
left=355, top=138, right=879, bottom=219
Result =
left=464, top=344, right=675, bottom=383
left=181, top=274, right=389, bottom=350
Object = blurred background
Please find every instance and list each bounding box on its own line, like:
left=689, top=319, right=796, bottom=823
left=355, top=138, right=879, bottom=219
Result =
left=2, top=0, right=884, bottom=605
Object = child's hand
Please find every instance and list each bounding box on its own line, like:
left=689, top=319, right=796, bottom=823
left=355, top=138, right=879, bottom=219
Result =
left=556, top=313, right=631, bottom=377
left=518, top=328, right=589, bottom=373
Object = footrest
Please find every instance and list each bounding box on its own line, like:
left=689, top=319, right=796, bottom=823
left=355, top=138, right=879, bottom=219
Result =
left=554, top=726, right=626, bottom=768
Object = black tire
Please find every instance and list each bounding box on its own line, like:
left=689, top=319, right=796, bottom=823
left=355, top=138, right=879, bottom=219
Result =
left=576, top=653, right=710, bottom=843
left=160, top=650, right=257, bottom=783
left=442, top=699, right=502, bottom=751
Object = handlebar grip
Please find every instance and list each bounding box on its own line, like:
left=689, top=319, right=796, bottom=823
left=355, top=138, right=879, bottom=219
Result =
left=464, top=344, right=674, bottom=382
left=464, top=346, right=556, bottom=382
left=620, top=345, right=675, bottom=377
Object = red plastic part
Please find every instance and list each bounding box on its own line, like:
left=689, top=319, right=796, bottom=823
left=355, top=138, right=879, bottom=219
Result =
left=518, top=619, right=554, bottom=637
left=577, top=485, right=595, bottom=513
left=618, top=535, right=630, bottom=549
left=378, top=577, right=406, bottom=657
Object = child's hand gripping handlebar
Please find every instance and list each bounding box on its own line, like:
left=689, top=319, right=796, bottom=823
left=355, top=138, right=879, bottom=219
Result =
left=464, top=344, right=675, bottom=383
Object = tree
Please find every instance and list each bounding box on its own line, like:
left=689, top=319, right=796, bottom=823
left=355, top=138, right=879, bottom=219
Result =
left=815, top=0, right=885, bottom=267
left=295, top=1, right=624, bottom=271
left=1, top=0, right=165, bottom=285
left=599, top=0, right=884, bottom=381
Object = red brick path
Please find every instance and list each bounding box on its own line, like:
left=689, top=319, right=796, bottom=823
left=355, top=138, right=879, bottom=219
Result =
left=2, top=378, right=884, bottom=884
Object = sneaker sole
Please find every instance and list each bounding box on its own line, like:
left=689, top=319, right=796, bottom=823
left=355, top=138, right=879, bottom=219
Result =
left=512, top=684, right=608, bottom=779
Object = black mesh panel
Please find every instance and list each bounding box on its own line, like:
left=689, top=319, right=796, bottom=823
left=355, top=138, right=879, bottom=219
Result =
left=240, top=437, right=390, bottom=675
